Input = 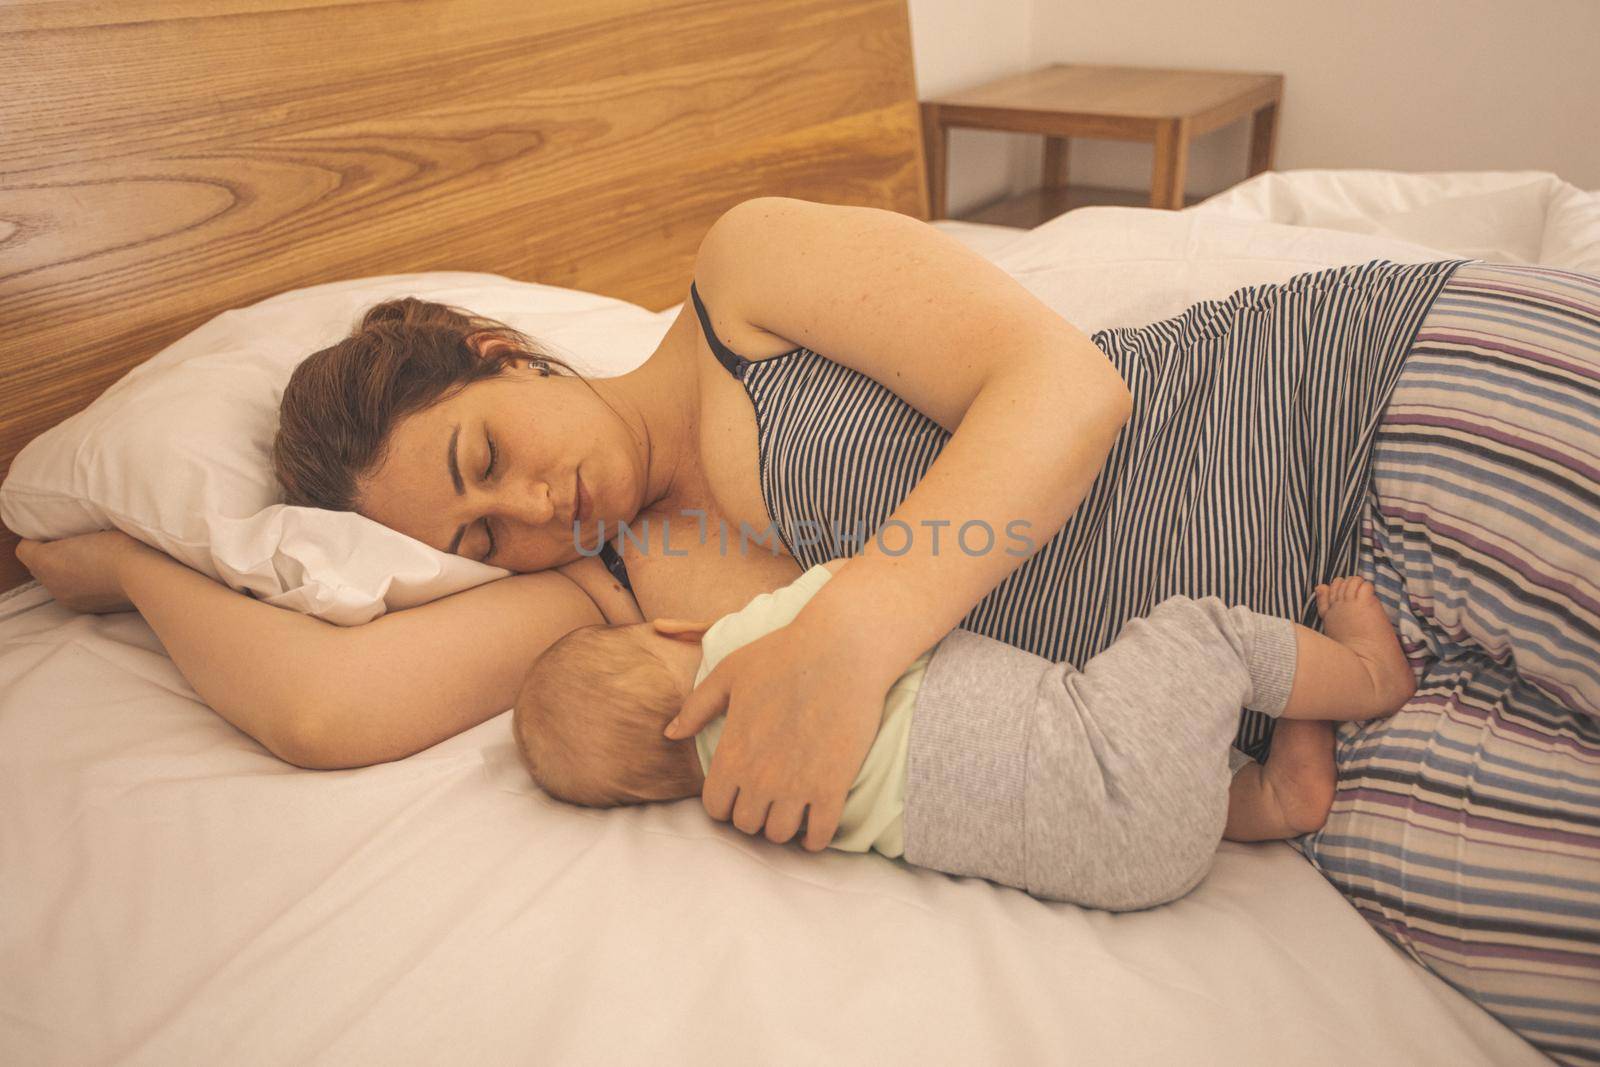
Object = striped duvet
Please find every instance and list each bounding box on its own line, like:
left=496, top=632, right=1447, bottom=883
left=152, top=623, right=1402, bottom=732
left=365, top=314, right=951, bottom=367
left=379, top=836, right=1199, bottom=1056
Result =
left=1297, top=261, right=1600, bottom=1065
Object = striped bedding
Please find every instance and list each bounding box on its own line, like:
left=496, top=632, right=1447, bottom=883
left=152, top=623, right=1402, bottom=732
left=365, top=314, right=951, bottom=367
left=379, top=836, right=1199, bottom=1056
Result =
left=1296, top=262, right=1600, bottom=1065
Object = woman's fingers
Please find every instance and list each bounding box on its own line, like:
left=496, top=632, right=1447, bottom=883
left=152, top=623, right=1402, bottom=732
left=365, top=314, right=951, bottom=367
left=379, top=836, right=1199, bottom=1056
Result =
left=683, top=618, right=887, bottom=852
left=700, top=771, right=737, bottom=823
left=763, top=799, right=808, bottom=845
left=665, top=662, right=730, bottom=740
left=13, top=530, right=144, bottom=613
left=728, top=793, right=811, bottom=846
left=801, top=795, right=844, bottom=853
left=729, top=789, right=771, bottom=837
left=651, top=617, right=713, bottom=639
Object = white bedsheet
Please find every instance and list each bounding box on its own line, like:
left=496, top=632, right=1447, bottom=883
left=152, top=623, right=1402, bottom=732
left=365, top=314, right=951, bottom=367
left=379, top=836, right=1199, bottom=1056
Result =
left=8, top=171, right=1588, bottom=1065
left=0, top=584, right=1542, bottom=1065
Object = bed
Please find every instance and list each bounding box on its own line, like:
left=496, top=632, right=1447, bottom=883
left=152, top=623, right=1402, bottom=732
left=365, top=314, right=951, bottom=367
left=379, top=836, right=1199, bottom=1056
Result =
left=4, top=1, right=1593, bottom=1062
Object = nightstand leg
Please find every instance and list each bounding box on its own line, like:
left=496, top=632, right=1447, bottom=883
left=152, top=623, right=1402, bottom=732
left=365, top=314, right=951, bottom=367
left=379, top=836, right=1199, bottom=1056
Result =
left=921, top=102, right=948, bottom=220
left=1248, top=102, right=1279, bottom=175
left=1043, top=135, right=1070, bottom=188
left=1150, top=119, right=1189, bottom=210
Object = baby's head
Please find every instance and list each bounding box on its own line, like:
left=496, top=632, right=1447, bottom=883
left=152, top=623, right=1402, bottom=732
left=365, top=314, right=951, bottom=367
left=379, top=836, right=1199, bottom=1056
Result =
left=513, top=618, right=711, bottom=808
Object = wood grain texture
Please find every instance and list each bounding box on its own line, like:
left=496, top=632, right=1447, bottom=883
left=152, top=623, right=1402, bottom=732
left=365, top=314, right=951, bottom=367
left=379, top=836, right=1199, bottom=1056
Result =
left=1042, top=136, right=1070, bottom=190
left=922, top=63, right=1282, bottom=143
left=925, top=64, right=1282, bottom=123
left=1150, top=119, right=1189, bottom=210
left=921, top=63, right=1283, bottom=226
left=1249, top=102, right=1281, bottom=175
left=0, top=0, right=930, bottom=591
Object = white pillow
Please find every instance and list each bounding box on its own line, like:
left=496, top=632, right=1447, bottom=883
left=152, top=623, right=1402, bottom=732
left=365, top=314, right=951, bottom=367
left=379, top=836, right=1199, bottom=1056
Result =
left=1188, top=169, right=1600, bottom=274
left=1, top=273, right=671, bottom=624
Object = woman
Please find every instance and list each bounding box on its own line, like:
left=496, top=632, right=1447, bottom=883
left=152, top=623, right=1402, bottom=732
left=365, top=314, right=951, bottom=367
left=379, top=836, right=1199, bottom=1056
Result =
left=18, top=198, right=1600, bottom=1061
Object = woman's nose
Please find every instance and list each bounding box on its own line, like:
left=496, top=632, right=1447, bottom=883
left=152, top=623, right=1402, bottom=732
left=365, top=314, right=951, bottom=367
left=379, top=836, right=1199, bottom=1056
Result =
left=495, top=475, right=558, bottom=527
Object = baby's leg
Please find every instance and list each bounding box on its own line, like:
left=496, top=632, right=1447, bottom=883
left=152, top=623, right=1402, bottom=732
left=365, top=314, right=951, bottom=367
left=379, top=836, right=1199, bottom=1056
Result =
left=1223, top=720, right=1336, bottom=841
left=1224, top=577, right=1412, bottom=841
left=902, top=594, right=1302, bottom=911
left=1279, top=577, right=1416, bottom=721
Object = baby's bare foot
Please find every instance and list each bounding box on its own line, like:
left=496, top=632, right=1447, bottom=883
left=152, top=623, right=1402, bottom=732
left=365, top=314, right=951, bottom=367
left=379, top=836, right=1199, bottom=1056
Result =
left=1314, top=576, right=1416, bottom=716
left=1265, top=718, right=1338, bottom=834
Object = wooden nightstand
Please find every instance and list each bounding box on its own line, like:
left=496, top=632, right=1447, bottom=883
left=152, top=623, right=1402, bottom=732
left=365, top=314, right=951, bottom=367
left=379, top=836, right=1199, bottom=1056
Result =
left=921, top=64, right=1284, bottom=223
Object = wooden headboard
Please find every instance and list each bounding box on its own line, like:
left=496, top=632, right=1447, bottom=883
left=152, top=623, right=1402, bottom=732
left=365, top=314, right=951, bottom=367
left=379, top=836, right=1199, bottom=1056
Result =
left=0, top=0, right=930, bottom=592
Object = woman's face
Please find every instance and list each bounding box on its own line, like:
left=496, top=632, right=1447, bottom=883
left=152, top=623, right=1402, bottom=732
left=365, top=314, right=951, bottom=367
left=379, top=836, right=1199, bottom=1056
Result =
left=356, top=363, right=644, bottom=573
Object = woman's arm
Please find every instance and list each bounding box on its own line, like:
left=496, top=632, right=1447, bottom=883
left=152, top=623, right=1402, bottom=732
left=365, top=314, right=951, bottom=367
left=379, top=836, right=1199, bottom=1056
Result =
left=672, top=198, right=1132, bottom=849
left=18, top=532, right=615, bottom=769
left=699, top=196, right=1132, bottom=676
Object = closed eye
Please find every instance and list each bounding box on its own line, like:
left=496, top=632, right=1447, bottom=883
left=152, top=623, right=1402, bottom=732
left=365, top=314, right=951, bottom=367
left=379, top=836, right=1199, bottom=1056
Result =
left=480, top=432, right=499, bottom=562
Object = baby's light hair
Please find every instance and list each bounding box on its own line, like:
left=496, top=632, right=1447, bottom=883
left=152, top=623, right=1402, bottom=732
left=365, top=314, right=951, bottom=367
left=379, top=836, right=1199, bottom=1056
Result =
left=513, top=623, right=701, bottom=808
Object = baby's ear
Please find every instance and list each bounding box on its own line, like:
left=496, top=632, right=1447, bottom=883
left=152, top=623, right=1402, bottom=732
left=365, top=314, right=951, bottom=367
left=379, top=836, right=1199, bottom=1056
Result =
left=651, top=617, right=712, bottom=642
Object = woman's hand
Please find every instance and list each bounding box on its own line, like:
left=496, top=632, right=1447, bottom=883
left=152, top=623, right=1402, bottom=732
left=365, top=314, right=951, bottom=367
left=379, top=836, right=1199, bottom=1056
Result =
left=15, top=530, right=153, bottom=613
left=664, top=608, right=895, bottom=851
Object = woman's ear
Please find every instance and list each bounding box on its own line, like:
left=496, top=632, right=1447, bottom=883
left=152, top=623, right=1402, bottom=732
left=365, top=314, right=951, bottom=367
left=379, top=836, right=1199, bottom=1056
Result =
left=467, top=332, right=511, bottom=360
left=467, top=333, right=546, bottom=373
left=651, top=617, right=713, bottom=642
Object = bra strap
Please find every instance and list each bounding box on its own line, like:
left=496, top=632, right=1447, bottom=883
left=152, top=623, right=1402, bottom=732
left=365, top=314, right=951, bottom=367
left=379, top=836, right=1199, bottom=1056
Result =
left=689, top=280, right=751, bottom=380
left=597, top=539, right=632, bottom=593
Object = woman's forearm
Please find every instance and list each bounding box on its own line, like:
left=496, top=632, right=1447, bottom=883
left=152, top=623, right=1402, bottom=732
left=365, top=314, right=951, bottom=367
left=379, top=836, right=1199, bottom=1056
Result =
left=804, top=354, right=1131, bottom=677
left=117, top=546, right=350, bottom=761
left=117, top=546, right=606, bottom=768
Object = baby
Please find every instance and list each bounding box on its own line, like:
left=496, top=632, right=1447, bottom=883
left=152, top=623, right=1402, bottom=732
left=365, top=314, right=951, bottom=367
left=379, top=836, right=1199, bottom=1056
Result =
left=512, top=560, right=1415, bottom=910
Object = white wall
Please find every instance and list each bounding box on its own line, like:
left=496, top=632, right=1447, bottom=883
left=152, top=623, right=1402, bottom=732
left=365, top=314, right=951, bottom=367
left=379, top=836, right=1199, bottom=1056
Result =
left=906, top=0, right=1038, bottom=216
left=910, top=0, right=1600, bottom=214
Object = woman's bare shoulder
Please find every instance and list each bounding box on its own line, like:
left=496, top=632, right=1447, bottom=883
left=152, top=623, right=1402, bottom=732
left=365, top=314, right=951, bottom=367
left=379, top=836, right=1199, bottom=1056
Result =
left=694, top=196, right=1116, bottom=434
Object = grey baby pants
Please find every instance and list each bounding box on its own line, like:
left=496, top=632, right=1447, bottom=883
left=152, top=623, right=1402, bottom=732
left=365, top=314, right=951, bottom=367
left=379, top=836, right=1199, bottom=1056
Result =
left=901, top=595, right=1298, bottom=912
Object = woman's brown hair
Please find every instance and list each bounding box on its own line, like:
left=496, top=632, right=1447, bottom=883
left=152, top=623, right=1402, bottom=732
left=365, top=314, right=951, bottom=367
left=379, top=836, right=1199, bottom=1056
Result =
left=273, top=297, right=583, bottom=511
